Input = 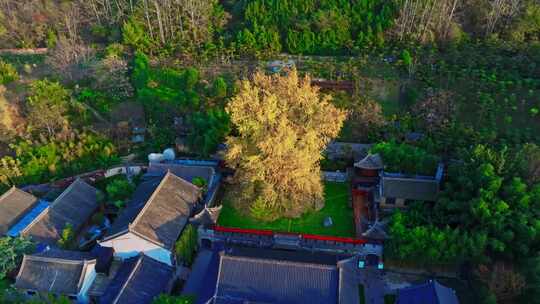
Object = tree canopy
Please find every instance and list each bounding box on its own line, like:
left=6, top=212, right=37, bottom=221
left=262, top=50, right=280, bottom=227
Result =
left=225, top=70, right=346, bottom=220
left=0, top=236, right=34, bottom=281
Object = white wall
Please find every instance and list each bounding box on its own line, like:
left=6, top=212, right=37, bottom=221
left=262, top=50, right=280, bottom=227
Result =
left=78, top=263, right=96, bottom=304
left=100, top=232, right=173, bottom=266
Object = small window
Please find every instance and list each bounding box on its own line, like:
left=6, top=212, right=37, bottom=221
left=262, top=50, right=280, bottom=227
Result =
left=386, top=198, right=396, bottom=205
left=26, top=290, right=37, bottom=296
left=68, top=295, right=77, bottom=300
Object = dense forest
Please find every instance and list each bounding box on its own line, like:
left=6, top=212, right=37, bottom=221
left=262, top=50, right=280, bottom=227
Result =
left=0, top=0, right=539, bottom=303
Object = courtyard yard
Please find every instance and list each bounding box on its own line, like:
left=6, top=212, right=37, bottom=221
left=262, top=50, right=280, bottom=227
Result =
left=217, top=182, right=355, bottom=237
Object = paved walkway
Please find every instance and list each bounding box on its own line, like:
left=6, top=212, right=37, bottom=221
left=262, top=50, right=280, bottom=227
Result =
left=357, top=268, right=387, bottom=304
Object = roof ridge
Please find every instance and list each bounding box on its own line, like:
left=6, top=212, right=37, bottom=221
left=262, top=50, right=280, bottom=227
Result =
left=19, top=205, right=50, bottom=235
left=214, top=251, right=225, bottom=298
left=112, top=255, right=144, bottom=304
left=222, top=254, right=337, bottom=270
left=0, top=187, right=37, bottom=203
left=50, top=178, right=84, bottom=208
left=130, top=171, right=198, bottom=230
left=0, top=186, right=17, bottom=202
left=150, top=163, right=212, bottom=189
left=129, top=228, right=165, bottom=247
left=15, top=255, right=30, bottom=283
left=166, top=170, right=203, bottom=191
left=20, top=179, right=96, bottom=237
left=76, top=259, right=94, bottom=291
left=25, top=254, right=96, bottom=265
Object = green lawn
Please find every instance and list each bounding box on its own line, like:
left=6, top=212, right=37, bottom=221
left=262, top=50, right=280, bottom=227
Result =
left=217, top=182, right=354, bottom=237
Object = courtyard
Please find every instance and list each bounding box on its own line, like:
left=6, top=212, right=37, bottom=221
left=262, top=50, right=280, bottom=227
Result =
left=217, top=182, right=355, bottom=237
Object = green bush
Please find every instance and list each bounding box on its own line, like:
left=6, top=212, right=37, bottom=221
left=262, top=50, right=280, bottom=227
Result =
left=91, top=212, right=105, bottom=226
left=0, top=236, right=34, bottom=280
left=401, top=49, right=413, bottom=67
left=0, top=60, right=19, bottom=85
left=235, top=0, right=397, bottom=55
left=371, top=141, right=439, bottom=176
left=0, top=132, right=119, bottom=189
left=175, top=225, right=198, bottom=266
left=212, top=77, right=228, bottom=99
left=188, top=109, right=230, bottom=156
left=77, top=88, right=114, bottom=114
left=106, top=177, right=134, bottom=201
left=507, top=3, right=540, bottom=43
left=58, top=223, right=75, bottom=249
left=153, top=294, right=195, bottom=304
left=46, top=29, right=57, bottom=49
left=192, top=177, right=208, bottom=189
left=105, top=43, right=126, bottom=59
left=122, top=18, right=152, bottom=53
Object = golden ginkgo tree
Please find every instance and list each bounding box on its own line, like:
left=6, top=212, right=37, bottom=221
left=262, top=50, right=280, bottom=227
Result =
left=225, top=70, right=346, bottom=220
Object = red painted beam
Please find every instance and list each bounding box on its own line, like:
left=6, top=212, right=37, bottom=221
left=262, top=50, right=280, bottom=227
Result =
left=301, top=233, right=368, bottom=244
left=212, top=225, right=369, bottom=244
left=213, top=225, right=274, bottom=236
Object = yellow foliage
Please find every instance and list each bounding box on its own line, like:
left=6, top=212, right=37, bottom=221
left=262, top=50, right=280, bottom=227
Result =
left=225, top=70, right=346, bottom=220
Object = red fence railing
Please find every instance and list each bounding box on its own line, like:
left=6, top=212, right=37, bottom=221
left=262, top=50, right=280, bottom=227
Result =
left=212, top=225, right=369, bottom=245
left=213, top=225, right=273, bottom=236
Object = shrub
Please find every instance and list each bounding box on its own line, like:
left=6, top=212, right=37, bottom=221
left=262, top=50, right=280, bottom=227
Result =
left=105, top=43, right=126, bottom=59
left=106, top=177, right=134, bottom=201
left=175, top=225, right=198, bottom=266
left=212, top=77, right=228, bottom=99
left=0, top=236, right=34, bottom=280
left=371, top=141, right=440, bottom=176
left=401, top=49, right=412, bottom=67
left=58, top=223, right=75, bottom=249
left=122, top=18, right=151, bottom=53
left=153, top=294, right=195, bottom=304
left=91, top=213, right=105, bottom=226
left=192, top=177, right=208, bottom=191
left=0, top=132, right=119, bottom=189
left=113, top=200, right=126, bottom=209
left=0, top=60, right=19, bottom=85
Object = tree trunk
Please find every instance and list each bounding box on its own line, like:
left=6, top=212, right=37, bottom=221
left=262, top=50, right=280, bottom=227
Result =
left=152, top=0, right=166, bottom=44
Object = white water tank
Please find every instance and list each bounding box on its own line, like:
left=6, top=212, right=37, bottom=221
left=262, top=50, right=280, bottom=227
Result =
left=148, top=153, right=164, bottom=163
left=163, top=148, right=176, bottom=161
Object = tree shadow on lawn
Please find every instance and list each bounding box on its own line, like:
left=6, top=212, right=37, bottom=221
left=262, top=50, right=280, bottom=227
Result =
left=217, top=182, right=355, bottom=237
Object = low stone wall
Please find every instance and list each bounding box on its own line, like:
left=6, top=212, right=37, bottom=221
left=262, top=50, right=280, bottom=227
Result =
left=198, top=226, right=384, bottom=257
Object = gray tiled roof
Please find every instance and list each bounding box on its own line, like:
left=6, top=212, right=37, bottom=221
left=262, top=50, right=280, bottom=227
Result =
left=99, top=254, right=174, bottom=304
left=381, top=175, right=439, bottom=202
left=148, top=162, right=215, bottom=186
left=0, top=187, right=38, bottom=235
left=104, top=175, right=163, bottom=239
left=33, top=247, right=96, bottom=260
left=103, top=171, right=200, bottom=250
left=354, top=154, right=383, bottom=170
left=21, top=179, right=99, bottom=245
left=190, top=206, right=222, bottom=225
left=14, top=249, right=96, bottom=295
left=397, top=280, right=459, bottom=304
left=214, top=250, right=339, bottom=304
